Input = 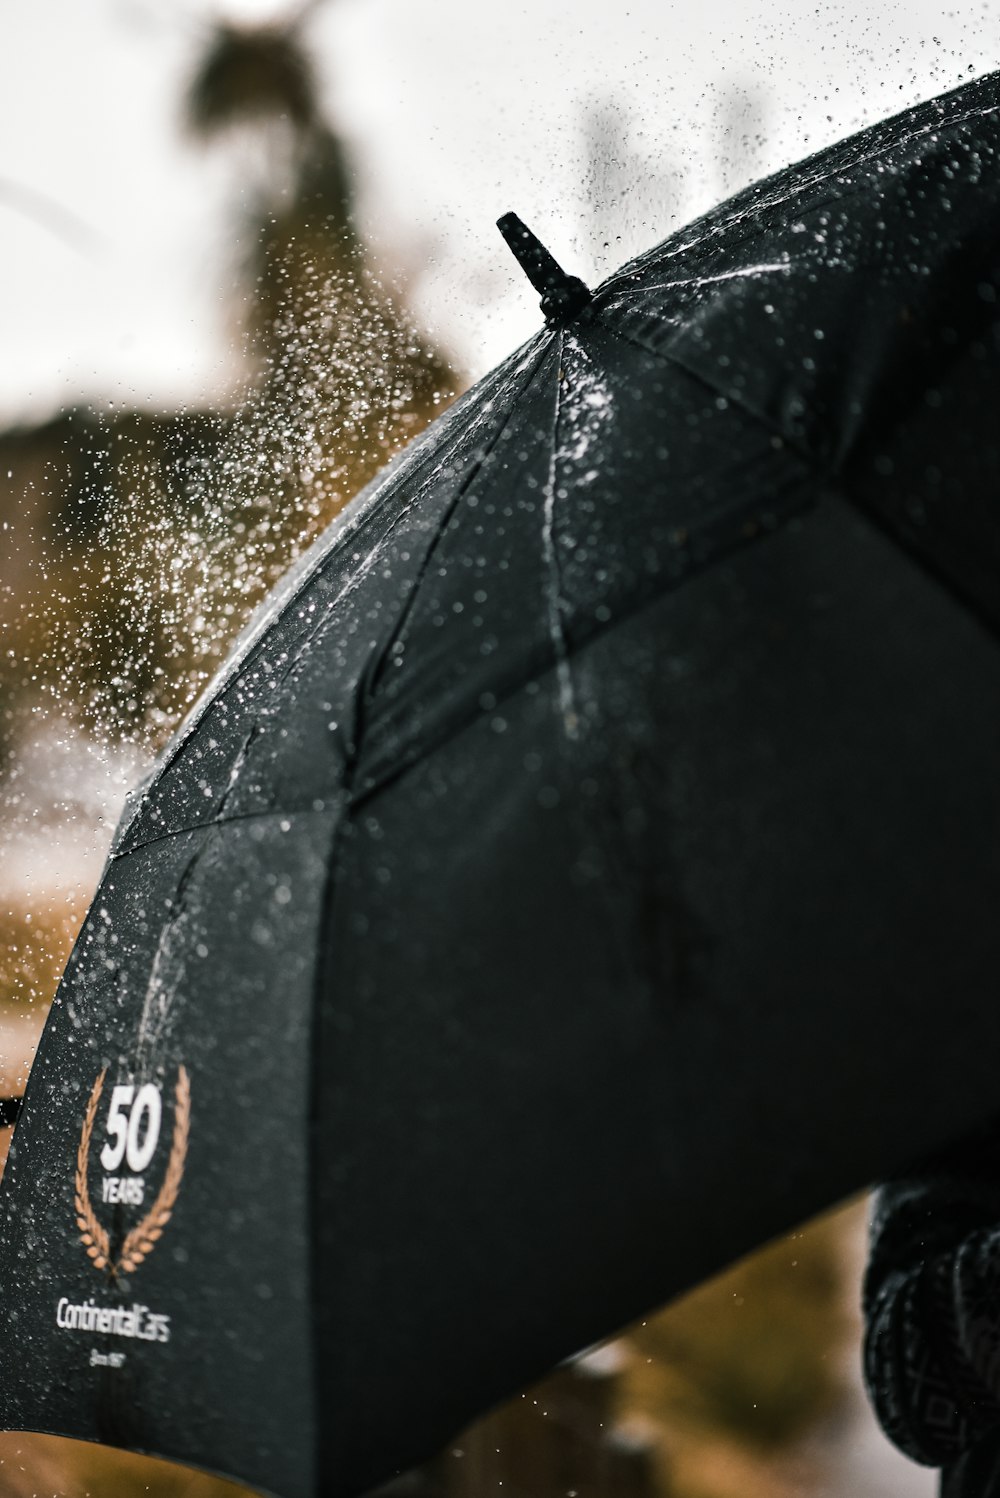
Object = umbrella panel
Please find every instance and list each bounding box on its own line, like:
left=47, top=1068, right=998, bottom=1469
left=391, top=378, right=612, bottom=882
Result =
left=0, top=811, right=334, bottom=1498
left=315, top=491, right=1000, bottom=1486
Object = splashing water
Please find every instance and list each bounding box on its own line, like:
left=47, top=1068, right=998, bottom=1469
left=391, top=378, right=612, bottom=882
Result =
left=0, top=251, right=455, bottom=1025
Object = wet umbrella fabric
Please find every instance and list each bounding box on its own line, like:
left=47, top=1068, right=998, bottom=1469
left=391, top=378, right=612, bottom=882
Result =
left=2, top=69, right=1000, bottom=1498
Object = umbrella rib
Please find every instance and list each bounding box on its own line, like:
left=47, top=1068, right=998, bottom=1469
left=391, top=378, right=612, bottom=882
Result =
left=270, top=498, right=433, bottom=700
left=135, top=843, right=207, bottom=1067
left=282, top=349, right=552, bottom=695
left=605, top=262, right=792, bottom=299
left=346, top=338, right=555, bottom=753
left=543, top=326, right=580, bottom=740
left=273, top=338, right=547, bottom=707
left=126, top=339, right=547, bottom=811
left=597, top=313, right=812, bottom=460
left=110, top=803, right=329, bottom=861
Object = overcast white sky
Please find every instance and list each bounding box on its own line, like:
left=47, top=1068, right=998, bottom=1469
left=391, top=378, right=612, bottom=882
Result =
left=0, top=0, right=997, bottom=424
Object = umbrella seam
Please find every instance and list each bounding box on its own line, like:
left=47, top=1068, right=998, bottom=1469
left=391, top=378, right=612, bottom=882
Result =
left=603, top=261, right=793, bottom=301
left=596, top=89, right=1000, bottom=298
left=347, top=466, right=819, bottom=810
left=342, top=334, right=556, bottom=780
left=596, top=313, right=816, bottom=464
left=543, top=326, right=580, bottom=740
left=118, top=334, right=551, bottom=833
left=600, top=317, right=1000, bottom=649
left=109, top=804, right=334, bottom=860
left=295, top=327, right=558, bottom=1459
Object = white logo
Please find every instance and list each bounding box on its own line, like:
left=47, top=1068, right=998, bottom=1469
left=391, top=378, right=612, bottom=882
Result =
left=75, top=1066, right=190, bottom=1277
left=55, top=1296, right=170, bottom=1343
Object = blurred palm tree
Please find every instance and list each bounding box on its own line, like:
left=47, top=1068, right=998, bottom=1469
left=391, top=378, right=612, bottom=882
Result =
left=0, top=5, right=456, bottom=760
left=173, top=8, right=454, bottom=685
left=187, top=14, right=324, bottom=138
left=185, top=9, right=357, bottom=329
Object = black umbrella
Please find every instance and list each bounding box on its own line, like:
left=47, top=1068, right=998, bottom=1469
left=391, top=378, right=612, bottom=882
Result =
left=2, top=67, right=1000, bottom=1498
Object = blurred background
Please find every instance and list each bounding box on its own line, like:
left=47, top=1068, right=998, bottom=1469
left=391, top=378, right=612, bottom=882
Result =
left=2, top=0, right=993, bottom=1491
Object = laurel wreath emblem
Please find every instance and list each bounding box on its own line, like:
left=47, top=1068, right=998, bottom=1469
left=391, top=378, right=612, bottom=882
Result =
left=75, top=1066, right=190, bottom=1277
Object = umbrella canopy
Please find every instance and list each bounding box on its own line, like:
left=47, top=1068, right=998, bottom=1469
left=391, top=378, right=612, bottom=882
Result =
left=2, top=67, right=1000, bottom=1498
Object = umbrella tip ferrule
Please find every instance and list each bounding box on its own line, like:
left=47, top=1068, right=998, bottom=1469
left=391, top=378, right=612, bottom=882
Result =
left=497, top=212, right=592, bottom=327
